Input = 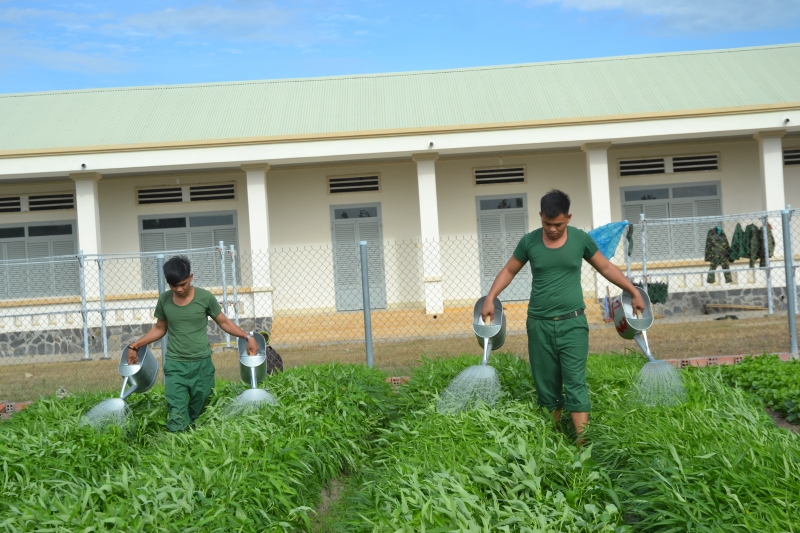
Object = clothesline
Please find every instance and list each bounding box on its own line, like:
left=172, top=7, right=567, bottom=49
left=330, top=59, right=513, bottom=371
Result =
left=637, top=209, right=783, bottom=227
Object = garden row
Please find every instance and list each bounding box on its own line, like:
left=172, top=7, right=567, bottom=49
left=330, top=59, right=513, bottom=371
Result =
left=2, top=354, right=800, bottom=532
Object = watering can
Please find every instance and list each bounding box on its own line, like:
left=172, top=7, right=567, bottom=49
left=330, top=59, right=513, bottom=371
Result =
left=238, top=333, right=267, bottom=389
left=610, top=286, right=655, bottom=360
left=473, top=296, right=506, bottom=365
left=117, top=346, right=160, bottom=400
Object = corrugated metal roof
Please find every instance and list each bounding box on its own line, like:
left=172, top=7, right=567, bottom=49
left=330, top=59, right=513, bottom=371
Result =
left=2, top=44, right=800, bottom=153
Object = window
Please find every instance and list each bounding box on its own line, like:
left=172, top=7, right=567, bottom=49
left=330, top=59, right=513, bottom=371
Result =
left=327, top=175, right=380, bottom=194
left=139, top=211, right=239, bottom=290
left=474, top=167, right=526, bottom=185
left=0, top=221, right=79, bottom=299
left=785, top=149, right=800, bottom=166
left=136, top=183, right=235, bottom=205
left=619, top=154, right=719, bottom=177
left=476, top=194, right=531, bottom=301
left=0, top=193, right=75, bottom=213
left=622, top=182, right=721, bottom=261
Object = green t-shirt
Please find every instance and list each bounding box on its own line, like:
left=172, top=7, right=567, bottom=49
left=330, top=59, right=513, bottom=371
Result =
left=154, top=287, right=222, bottom=361
left=513, top=226, right=599, bottom=319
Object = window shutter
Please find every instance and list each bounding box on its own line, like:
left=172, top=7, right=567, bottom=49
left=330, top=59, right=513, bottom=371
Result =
left=785, top=149, right=800, bottom=166
left=643, top=204, right=670, bottom=261
left=672, top=154, right=718, bottom=172
left=332, top=222, right=361, bottom=311
left=669, top=202, right=697, bottom=259
left=356, top=220, right=386, bottom=309
left=51, top=240, right=79, bottom=296
left=474, top=167, right=525, bottom=185
left=0, top=244, right=6, bottom=298
left=328, top=176, right=380, bottom=194
left=6, top=242, right=27, bottom=298
left=501, top=212, right=531, bottom=301
left=478, top=213, right=506, bottom=295
left=140, top=233, right=165, bottom=290
left=26, top=242, right=51, bottom=298
left=619, top=158, right=666, bottom=177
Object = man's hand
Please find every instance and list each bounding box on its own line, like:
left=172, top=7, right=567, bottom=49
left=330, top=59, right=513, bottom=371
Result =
left=246, top=336, right=259, bottom=355
left=127, top=345, right=139, bottom=365
left=630, top=291, right=646, bottom=316
left=481, top=299, right=495, bottom=325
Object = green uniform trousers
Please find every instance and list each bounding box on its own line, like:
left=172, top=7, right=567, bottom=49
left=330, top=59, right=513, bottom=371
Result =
left=526, top=314, right=591, bottom=413
left=164, top=357, right=215, bottom=432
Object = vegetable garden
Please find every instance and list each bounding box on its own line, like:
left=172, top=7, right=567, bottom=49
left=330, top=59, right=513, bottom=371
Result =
left=2, top=354, right=800, bottom=532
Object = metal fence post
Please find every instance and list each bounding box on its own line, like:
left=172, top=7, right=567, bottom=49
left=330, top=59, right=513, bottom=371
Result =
left=359, top=240, right=374, bottom=368
left=156, top=254, right=168, bottom=362
left=762, top=214, right=774, bottom=315
left=781, top=209, right=798, bottom=357
left=640, top=213, right=648, bottom=293
left=624, top=222, right=632, bottom=280
left=78, top=250, right=90, bottom=361
left=219, top=241, right=230, bottom=347
left=98, top=257, right=109, bottom=360
left=230, top=244, right=240, bottom=326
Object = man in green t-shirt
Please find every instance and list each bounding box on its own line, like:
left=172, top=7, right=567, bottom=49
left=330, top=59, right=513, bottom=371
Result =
left=127, top=255, right=259, bottom=432
left=481, top=190, right=644, bottom=442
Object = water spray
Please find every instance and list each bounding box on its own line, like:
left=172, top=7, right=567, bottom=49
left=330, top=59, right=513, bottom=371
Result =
left=225, top=333, right=278, bottom=416
left=81, top=346, right=159, bottom=429
left=611, top=286, right=685, bottom=406
left=438, top=297, right=505, bottom=414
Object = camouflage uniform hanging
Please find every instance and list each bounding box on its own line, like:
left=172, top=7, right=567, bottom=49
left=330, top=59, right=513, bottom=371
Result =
left=704, top=227, right=732, bottom=284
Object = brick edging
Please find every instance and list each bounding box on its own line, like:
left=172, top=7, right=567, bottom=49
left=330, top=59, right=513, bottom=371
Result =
left=663, top=352, right=794, bottom=368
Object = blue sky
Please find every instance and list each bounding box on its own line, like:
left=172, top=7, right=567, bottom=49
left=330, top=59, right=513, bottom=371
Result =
left=1, top=0, right=799, bottom=94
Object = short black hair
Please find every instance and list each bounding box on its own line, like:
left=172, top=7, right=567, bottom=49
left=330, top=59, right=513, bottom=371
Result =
left=163, top=255, right=192, bottom=286
left=540, top=189, right=571, bottom=218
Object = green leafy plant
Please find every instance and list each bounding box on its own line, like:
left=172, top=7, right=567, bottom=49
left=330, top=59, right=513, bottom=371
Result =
left=721, top=355, right=800, bottom=423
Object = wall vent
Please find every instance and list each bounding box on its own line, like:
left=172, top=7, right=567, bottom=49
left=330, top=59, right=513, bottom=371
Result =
left=619, top=154, right=719, bottom=177
left=672, top=154, right=718, bottom=172
left=138, top=187, right=183, bottom=205
left=619, top=158, right=666, bottom=177
left=474, top=167, right=525, bottom=185
left=28, top=193, right=75, bottom=211
left=785, top=149, right=800, bottom=166
left=138, top=183, right=235, bottom=205
left=0, top=197, right=21, bottom=213
left=328, top=175, right=380, bottom=194
left=190, top=183, right=235, bottom=202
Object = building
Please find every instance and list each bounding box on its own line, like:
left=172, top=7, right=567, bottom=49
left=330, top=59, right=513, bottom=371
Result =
left=0, top=44, right=799, bottom=356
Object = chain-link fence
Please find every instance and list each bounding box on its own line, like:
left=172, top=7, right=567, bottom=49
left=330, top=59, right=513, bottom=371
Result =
left=3, top=208, right=800, bottom=401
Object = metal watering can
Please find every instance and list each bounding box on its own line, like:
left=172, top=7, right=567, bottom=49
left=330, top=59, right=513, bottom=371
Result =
left=238, top=333, right=267, bottom=388
left=117, top=346, right=160, bottom=400
left=473, top=296, right=506, bottom=365
left=611, top=286, right=656, bottom=359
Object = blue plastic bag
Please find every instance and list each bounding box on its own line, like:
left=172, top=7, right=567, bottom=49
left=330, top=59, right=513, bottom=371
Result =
left=588, top=221, right=629, bottom=259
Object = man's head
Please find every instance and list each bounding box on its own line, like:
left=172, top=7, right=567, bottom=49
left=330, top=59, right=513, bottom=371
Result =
left=163, top=255, right=194, bottom=296
left=539, top=189, right=572, bottom=241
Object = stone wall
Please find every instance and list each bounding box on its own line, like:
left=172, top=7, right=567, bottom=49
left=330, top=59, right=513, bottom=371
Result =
left=655, top=287, right=791, bottom=317
left=0, top=317, right=273, bottom=359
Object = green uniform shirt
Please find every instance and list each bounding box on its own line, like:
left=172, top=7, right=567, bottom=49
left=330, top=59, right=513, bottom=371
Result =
left=154, top=287, right=222, bottom=361
left=513, top=226, right=599, bottom=319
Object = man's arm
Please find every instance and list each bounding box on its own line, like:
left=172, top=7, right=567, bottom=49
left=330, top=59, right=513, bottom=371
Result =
left=481, top=256, right=526, bottom=323
left=127, top=319, right=168, bottom=364
left=586, top=251, right=645, bottom=313
left=213, top=313, right=260, bottom=354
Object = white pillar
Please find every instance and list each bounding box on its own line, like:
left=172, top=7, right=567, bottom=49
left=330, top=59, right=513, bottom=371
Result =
left=582, top=142, right=613, bottom=229
left=242, top=163, right=273, bottom=324
left=755, top=131, right=786, bottom=212
left=70, top=172, right=103, bottom=255
left=413, top=153, right=444, bottom=315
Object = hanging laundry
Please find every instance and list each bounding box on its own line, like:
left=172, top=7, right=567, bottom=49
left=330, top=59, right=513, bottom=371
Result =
left=728, top=223, right=746, bottom=261
left=704, top=227, right=732, bottom=284
left=626, top=223, right=635, bottom=257
left=744, top=224, right=776, bottom=268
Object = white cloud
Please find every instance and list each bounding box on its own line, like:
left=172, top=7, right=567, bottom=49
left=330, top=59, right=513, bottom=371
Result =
left=0, top=38, right=133, bottom=74
left=532, top=0, right=800, bottom=32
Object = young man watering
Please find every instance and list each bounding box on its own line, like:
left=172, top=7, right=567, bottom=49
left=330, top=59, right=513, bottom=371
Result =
left=127, top=255, right=259, bottom=432
left=481, top=190, right=644, bottom=441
